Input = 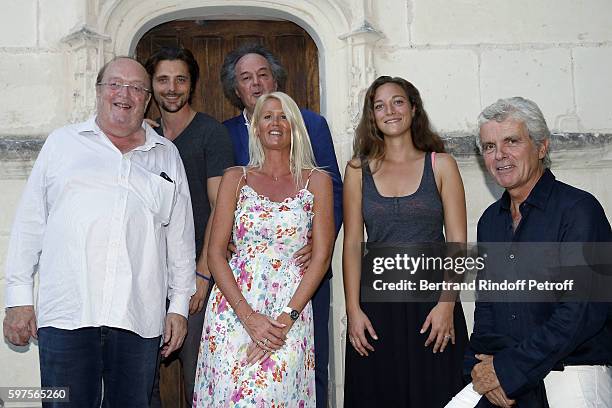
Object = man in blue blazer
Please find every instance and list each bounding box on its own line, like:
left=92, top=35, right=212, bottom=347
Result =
left=221, top=43, right=343, bottom=407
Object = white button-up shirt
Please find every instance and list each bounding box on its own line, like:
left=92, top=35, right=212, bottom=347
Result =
left=4, top=116, right=196, bottom=338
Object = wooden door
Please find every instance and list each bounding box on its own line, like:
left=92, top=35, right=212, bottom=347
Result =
left=136, top=20, right=320, bottom=122
left=135, top=19, right=320, bottom=408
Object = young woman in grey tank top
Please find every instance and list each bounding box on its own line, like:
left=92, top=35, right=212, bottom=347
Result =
left=343, top=76, right=469, bottom=407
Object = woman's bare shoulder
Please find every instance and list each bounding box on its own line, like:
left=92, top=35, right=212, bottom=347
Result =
left=223, top=166, right=247, bottom=179
left=433, top=152, right=460, bottom=173
left=433, top=152, right=457, bottom=165
left=310, top=168, right=332, bottom=182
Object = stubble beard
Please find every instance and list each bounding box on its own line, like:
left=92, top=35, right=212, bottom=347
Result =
left=156, top=92, right=189, bottom=114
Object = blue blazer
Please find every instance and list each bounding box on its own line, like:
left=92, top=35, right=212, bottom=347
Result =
left=223, top=109, right=343, bottom=236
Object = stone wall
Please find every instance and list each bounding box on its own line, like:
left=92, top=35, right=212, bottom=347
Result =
left=1, top=1, right=611, bottom=406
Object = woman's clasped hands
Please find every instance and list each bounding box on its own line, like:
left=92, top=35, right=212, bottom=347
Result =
left=242, top=311, right=290, bottom=365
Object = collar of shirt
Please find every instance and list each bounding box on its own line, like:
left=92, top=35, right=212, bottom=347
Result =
left=242, top=109, right=250, bottom=127
left=77, top=116, right=169, bottom=152
left=499, top=168, right=556, bottom=213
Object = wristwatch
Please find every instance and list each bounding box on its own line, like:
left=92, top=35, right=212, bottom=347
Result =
left=282, top=306, right=300, bottom=321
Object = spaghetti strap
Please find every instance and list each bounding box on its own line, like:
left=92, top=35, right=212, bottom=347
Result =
left=235, top=166, right=248, bottom=198
left=304, top=168, right=317, bottom=190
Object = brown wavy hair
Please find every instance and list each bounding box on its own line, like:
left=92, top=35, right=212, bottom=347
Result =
left=352, top=76, right=445, bottom=168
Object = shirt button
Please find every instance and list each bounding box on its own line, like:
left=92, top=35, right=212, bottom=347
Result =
left=509, top=253, right=515, bottom=260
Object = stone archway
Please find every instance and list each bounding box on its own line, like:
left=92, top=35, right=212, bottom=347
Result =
left=104, top=2, right=348, bottom=120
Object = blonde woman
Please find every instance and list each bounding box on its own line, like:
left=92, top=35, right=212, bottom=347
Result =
left=193, top=92, right=334, bottom=406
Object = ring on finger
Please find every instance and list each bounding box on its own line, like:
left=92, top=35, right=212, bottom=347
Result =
left=444, top=334, right=451, bottom=339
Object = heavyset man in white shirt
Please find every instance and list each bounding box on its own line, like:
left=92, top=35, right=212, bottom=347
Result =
left=2, top=57, right=196, bottom=407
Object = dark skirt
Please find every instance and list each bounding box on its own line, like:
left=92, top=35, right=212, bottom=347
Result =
left=344, top=301, right=468, bottom=407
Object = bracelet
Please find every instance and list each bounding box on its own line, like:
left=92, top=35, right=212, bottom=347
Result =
left=245, top=310, right=255, bottom=323
left=234, top=298, right=244, bottom=310
left=195, top=271, right=211, bottom=281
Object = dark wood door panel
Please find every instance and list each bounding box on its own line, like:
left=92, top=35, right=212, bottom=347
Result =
left=136, top=20, right=320, bottom=123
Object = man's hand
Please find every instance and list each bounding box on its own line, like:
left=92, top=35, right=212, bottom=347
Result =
left=3, top=306, right=37, bottom=346
left=484, top=386, right=516, bottom=407
left=189, top=276, right=209, bottom=315
left=161, top=313, right=187, bottom=358
left=472, top=354, right=501, bottom=394
left=293, top=230, right=313, bottom=270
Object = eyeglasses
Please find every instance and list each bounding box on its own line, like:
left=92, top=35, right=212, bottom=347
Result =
left=96, top=82, right=151, bottom=96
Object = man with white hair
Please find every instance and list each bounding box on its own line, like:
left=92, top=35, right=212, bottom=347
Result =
left=465, top=97, right=612, bottom=407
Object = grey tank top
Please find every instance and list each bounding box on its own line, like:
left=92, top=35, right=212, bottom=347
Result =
left=362, top=152, right=444, bottom=244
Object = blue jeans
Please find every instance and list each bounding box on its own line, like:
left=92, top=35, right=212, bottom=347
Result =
left=38, top=326, right=160, bottom=408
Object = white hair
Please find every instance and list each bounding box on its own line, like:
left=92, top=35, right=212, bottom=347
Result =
left=477, top=96, right=551, bottom=168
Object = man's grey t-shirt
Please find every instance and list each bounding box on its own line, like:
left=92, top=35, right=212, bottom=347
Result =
left=156, top=112, right=234, bottom=256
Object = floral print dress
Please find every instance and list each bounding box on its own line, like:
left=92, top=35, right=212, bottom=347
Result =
left=193, top=173, right=316, bottom=407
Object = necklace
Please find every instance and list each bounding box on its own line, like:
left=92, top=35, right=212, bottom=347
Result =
left=267, top=172, right=291, bottom=182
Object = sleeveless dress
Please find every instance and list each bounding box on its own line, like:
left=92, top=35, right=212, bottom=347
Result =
left=193, top=169, right=316, bottom=407
left=344, top=152, right=468, bottom=407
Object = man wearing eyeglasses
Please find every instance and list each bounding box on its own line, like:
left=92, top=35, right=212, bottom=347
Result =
left=3, top=56, right=196, bottom=407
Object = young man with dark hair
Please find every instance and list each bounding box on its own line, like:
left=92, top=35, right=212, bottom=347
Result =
left=144, top=47, right=234, bottom=406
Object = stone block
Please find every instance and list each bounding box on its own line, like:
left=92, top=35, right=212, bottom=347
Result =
left=480, top=48, right=573, bottom=130
left=553, top=167, right=612, bottom=215
left=0, top=53, right=68, bottom=136
left=0, top=0, right=37, bottom=47
left=371, top=0, right=411, bottom=46
left=0, top=235, right=9, bottom=277
left=0, top=180, right=26, bottom=234
left=411, top=0, right=612, bottom=45
left=459, top=160, right=499, bottom=241
left=376, top=49, right=480, bottom=132
left=573, top=47, right=612, bottom=131
left=39, top=0, right=83, bottom=48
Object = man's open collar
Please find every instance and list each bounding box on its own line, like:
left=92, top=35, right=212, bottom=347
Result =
left=77, top=116, right=168, bottom=151
left=498, top=168, right=556, bottom=212
left=523, top=168, right=555, bottom=209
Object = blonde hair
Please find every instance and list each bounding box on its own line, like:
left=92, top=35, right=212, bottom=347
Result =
left=248, top=92, right=318, bottom=187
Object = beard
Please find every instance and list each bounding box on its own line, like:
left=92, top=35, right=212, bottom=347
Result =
left=157, top=93, right=189, bottom=113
